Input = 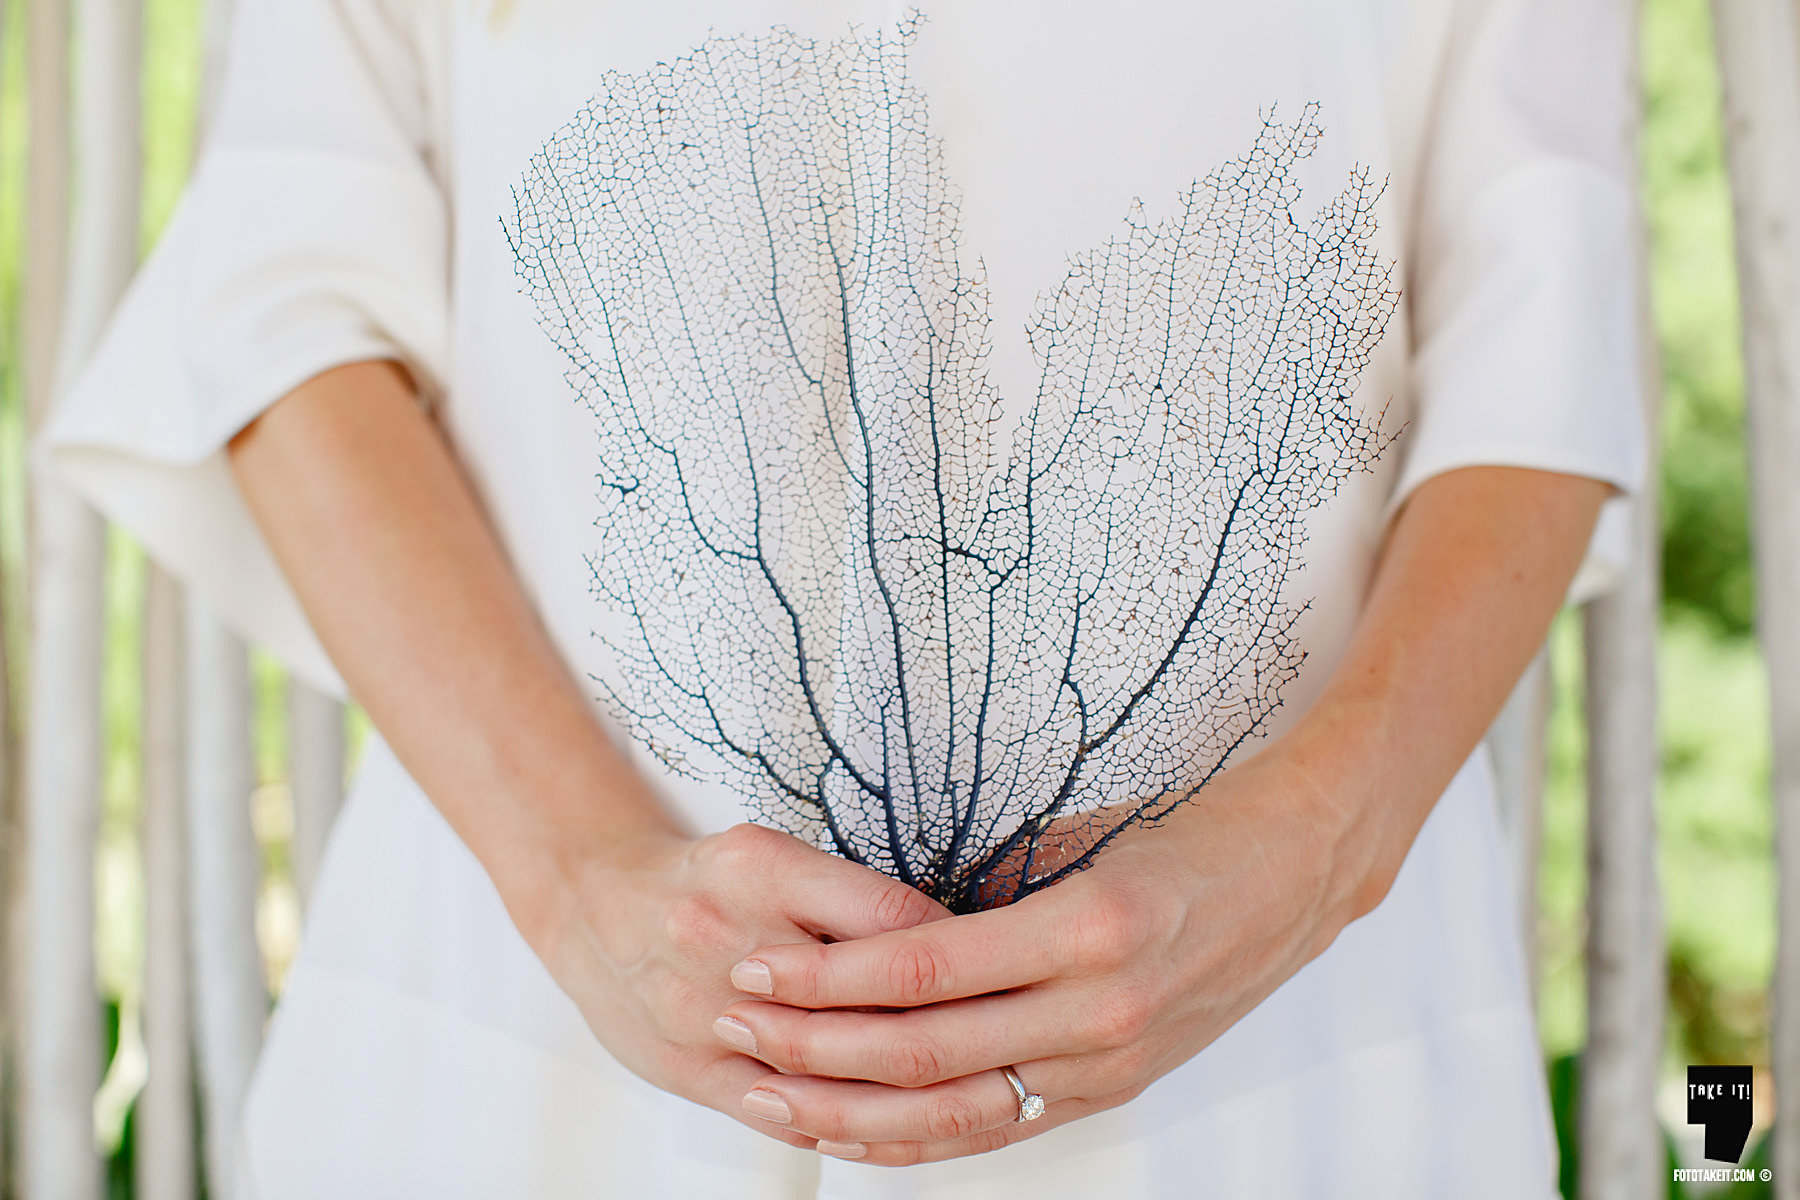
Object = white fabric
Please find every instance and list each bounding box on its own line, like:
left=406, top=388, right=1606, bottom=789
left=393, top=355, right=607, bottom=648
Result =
left=37, top=0, right=1647, bottom=1195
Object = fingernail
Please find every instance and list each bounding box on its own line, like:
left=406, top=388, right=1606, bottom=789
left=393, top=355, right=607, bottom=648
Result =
left=742, top=1089, right=792, bottom=1124
left=816, top=1140, right=867, bottom=1160
left=713, top=1015, right=757, bottom=1053
left=731, top=959, right=773, bottom=995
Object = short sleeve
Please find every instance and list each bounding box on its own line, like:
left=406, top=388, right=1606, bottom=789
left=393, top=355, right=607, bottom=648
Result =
left=33, top=0, right=449, bottom=695
left=1392, top=0, right=1650, bottom=602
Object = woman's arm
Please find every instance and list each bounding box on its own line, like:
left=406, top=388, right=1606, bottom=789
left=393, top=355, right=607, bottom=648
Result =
left=711, top=464, right=1611, bottom=1163
left=228, top=361, right=684, bottom=924
left=226, top=359, right=946, bottom=1145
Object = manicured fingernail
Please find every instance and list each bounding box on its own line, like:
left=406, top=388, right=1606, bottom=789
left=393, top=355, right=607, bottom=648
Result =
left=742, top=1089, right=792, bottom=1124
left=731, top=959, right=773, bottom=995
left=713, top=1015, right=757, bottom=1053
left=816, top=1140, right=867, bottom=1160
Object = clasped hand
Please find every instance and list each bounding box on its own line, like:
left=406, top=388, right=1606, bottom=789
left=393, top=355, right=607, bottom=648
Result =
left=683, top=753, right=1384, bottom=1166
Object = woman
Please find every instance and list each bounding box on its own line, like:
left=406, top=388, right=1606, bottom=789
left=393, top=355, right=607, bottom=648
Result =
left=42, top=0, right=1645, bottom=1195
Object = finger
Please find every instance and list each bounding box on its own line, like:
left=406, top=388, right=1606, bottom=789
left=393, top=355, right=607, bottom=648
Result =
left=737, top=1066, right=1023, bottom=1144
left=716, top=991, right=1080, bottom=1088
left=689, top=1050, right=818, bottom=1152
left=815, top=1094, right=1127, bottom=1166
left=708, top=823, right=950, bottom=943
left=730, top=895, right=1067, bottom=1008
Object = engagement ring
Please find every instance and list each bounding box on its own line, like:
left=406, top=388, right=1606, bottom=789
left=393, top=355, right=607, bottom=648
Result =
left=1002, top=1065, right=1045, bottom=1123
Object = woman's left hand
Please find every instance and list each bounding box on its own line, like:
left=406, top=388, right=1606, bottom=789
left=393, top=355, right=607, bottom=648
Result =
left=710, top=738, right=1397, bottom=1165
left=712, top=467, right=1610, bottom=1164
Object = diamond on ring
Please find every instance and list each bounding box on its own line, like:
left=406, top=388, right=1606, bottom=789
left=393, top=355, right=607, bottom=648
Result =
left=1001, top=1065, right=1045, bottom=1123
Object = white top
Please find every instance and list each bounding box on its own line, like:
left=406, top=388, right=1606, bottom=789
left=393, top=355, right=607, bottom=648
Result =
left=39, top=0, right=1647, bottom=1196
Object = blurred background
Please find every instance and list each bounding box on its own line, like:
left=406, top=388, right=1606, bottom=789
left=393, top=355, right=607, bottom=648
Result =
left=0, top=0, right=1789, bottom=1196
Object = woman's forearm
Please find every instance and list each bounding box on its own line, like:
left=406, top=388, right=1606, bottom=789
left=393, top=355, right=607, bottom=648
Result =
left=1290, top=464, right=1612, bottom=918
left=226, top=360, right=690, bottom=949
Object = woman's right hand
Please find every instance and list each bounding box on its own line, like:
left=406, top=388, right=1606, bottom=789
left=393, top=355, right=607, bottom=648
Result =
left=527, top=820, right=949, bottom=1147
left=224, top=363, right=948, bottom=1143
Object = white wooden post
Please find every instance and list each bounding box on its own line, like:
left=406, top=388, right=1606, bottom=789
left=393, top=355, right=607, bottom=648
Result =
left=178, top=1, right=268, bottom=1192
left=184, top=603, right=266, bottom=1198
left=1579, top=394, right=1667, bottom=1200
left=0, top=4, right=17, bottom=1181
left=1579, top=2, right=1667, bottom=1193
left=287, top=681, right=345, bottom=911
left=13, top=0, right=71, bottom=1189
left=138, top=566, right=194, bottom=1200
left=1, top=0, right=33, bottom=1185
left=1711, top=1, right=1800, bottom=1192
left=20, top=0, right=140, bottom=1197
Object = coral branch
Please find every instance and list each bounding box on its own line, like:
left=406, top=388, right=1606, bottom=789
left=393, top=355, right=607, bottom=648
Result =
left=505, top=16, right=1397, bottom=912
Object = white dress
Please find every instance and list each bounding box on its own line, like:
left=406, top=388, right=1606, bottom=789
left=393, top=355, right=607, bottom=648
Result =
left=39, top=0, right=1647, bottom=1195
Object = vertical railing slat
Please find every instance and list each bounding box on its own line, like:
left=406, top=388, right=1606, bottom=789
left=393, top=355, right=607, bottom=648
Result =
left=137, top=567, right=193, bottom=1200
left=1579, top=400, right=1667, bottom=1200
left=184, top=603, right=265, bottom=1199
left=20, top=0, right=141, bottom=1197
left=1579, top=2, right=1667, bottom=1193
left=2, top=0, right=37, bottom=1186
left=180, top=0, right=267, bottom=1191
left=0, top=7, right=17, bottom=1186
left=1711, top=1, right=1800, bottom=1191
left=286, top=681, right=344, bottom=912
left=17, top=0, right=79, bottom=1189
left=16, top=399, right=105, bottom=1200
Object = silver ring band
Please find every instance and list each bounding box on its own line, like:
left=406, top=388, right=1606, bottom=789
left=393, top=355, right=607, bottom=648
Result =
left=1001, top=1065, right=1046, bottom=1123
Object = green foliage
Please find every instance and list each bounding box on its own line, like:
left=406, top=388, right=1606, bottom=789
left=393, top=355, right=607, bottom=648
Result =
left=104, top=1001, right=135, bottom=1200
left=1719, top=1137, right=1776, bottom=1200
left=1644, top=0, right=1754, bottom=637
left=1658, top=618, right=1773, bottom=1066
left=1548, top=1053, right=1581, bottom=1200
